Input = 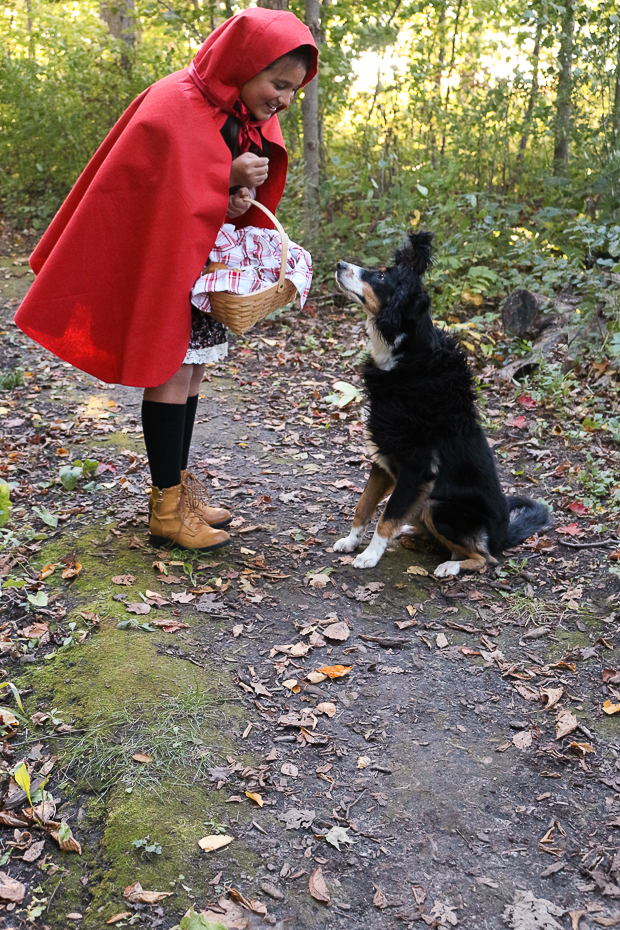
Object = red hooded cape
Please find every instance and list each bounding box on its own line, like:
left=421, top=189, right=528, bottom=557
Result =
left=14, top=9, right=318, bottom=387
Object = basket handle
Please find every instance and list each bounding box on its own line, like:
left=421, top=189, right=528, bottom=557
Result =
left=241, top=197, right=289, bottom=294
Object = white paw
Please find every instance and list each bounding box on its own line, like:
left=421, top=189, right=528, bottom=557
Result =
left=353, top=549, right=381, bottom=569
left=434, top=560, right=461, bottom=578
left=334, top=535, right=359, bottom=553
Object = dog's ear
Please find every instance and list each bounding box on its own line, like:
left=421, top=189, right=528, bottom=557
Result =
left=376, top=281, right=430, bottom=344
left=394, top=231, right=433, bottom=275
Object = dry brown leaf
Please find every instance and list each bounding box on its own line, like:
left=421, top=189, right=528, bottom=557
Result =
left=306, top=671, right=327, bottom=684
left=309, top=867, right=330, bottom=904
left=513, top=731, right=532, bottom=750
left=22, top=839, right=45, bottom=863
left=316, top=702, right=337, bottom=718
left=281, top=763, right=299, bottom=777
left=567, top=741, right=595, bottom=756
left=123, top=881, right=173, bottom=905
left=106, top=914, right=132, bottom=925
left=541, top=687, right=564, bottom=709
left=38, top=564, right=56, bottom=580
left=111, top=575, right=135, bottom=586
left=357, top=755, right=371, bottom=769
left=132, top=753, right=152, bottom=764
left=436, top=632, right=448, bottom=649
left=22, top=622, right=49, bottom=639
left=0, top=708, right=18, bottom=735
left=373, top=886, right=388, bottom=909
left=199, top=834, right=234, bottom=853
left=604, top=700, right=620, bottom=715
left=317, top=665, right=352, bottom=679
left=245, top=791, right=264, bottom=807
left=0, top=871, right=25, bottom=902
left=555, top=709, right=578, bottom=739
left=323, top=621, right=350, bottom=642
left=46, top=821, right=82, bottom=854
left=149, top=620, right=189, bottom=633
left=61, top=562, right=82, bottom=579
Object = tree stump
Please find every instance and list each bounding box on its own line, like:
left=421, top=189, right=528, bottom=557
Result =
left=501, top=289, right=542, bottom=337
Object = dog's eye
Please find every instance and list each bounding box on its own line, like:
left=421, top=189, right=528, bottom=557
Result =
left=377, top=272, right=385, bottom=281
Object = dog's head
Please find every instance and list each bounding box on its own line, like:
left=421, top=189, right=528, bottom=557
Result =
left=336, top=231, right=434, bottom=345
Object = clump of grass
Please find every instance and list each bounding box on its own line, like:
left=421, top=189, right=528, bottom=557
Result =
left=60, top=685, right=236, bottom=795
left=504, top=593, right=558, bottom=626
left=0, top=368, right=24, bottom=391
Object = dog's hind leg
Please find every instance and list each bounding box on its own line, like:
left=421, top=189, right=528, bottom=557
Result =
left=353, top=471, right=432, bottom=569
left=334, top=463, right=394, bottom=553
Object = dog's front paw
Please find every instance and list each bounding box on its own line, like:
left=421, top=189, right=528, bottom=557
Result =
left=334, top=535, right=359, bottom=553
left=434, top=560, right=461, bottom=578
left=353, top=548, right=381, bottom=569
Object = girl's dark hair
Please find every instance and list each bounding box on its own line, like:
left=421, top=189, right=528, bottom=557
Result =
left=266, top=45, right=314, bottom=75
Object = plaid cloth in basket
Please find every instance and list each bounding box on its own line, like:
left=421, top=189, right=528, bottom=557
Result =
left=190, top=223, right=312, bottom=312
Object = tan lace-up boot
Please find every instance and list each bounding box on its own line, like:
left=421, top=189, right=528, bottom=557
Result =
left=181, top=470, right=232, bottom=528
left=149, top=484, right=230, bottom=551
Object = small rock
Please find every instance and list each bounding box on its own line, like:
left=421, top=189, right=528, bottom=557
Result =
left=260, top=881, right=284, bottom=901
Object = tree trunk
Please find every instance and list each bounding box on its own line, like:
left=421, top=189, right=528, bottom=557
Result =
left=256, top=0, right=289, bottom=8
left=516, top=14, right=543, bottom=169
left=302, top=0, right=321, bottom=243
left=99, top=0, right=135, bottom=71
left=553, top=0, right=575, bottom=175
left=613, top=26, right=620, bottom=147
left=440, top=0, right=464, bottom=160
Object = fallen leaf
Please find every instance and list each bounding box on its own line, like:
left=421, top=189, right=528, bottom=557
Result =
left=373, top=886, right=388, bottom=909
left=430, top=901, right=459, bottom=926
left=513, top=731, right=532, bottom=750
left=106, top=914, right=132, bottom=925
left=436, top=632, right=448, bottom=649
left=278, top=809, right=315, bottom=830
left=541, top=687, right=563, bottom=709
left=198, top=835, right=234, bottom=852
left=322, top=621, right=350, bottom=642
left=555, top=710, right=578, bottom=740
left=309, top=867, right=330, bottom=904
left=0, top=709, right=19, bottom=735
left=316, top=702, right=337, bottom=718
left=406, top=565, right=429, bottom=576
left=556, top=523, right=585, bottom=537
left=123, top=881, right=173, bottom=905
left=245, top=791, right=264, bottom=807
left=505, top=415, right=527, bottom=429
left=517, top=394, right=536, bottom=409
left=61, top=562, right=82, bottom=579
left=306, top=671, right=327, bottom=684
left=22, top=839, right=45, bottom=863
left=567, top=741, right=595, bottom=756
left=126, top=602, right=151, bottom=615
left=132, top=753, right=152, bottom=764
left=604, top=700, right=620, bottom=715
left=22, top=622, right=49, bottom=640
left=232, top=624, right=243, bottom=638
left=149, top=620, right=189, bottom=633
left=281, top=763, right=299, bottom=778
left=357, top=755, right=371, bottom=769
left=307, top=573, right=331, bottom=589
left=317, top=665, right=352, bottom=679
left=503, top=889, right=564, bottom=929
left=38, top=564, right=56, bottom=580
left=568, top=501, right=588, bottom=515
left=0, top=871, right=25, bottom=902
left=325, top=825, right=354, bottom=851
left=111, top=575, right=135, bottom=586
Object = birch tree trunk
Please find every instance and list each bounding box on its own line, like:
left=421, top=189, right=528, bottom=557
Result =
left=553, top=0, right=575, bottom=175
left=302, top=0, right=321, bottom=243
left=516, top=14, right=543, bottom=172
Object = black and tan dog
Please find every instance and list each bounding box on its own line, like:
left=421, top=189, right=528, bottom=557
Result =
left=334, top=231, right=549, bottom=576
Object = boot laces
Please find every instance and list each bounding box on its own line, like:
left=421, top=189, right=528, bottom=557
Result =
left=184, top=471, right=210, bottom=515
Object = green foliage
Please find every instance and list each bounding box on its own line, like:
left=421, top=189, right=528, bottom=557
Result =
left=0, top=482, right=10, bottom=528
left=132, top=835, right=163, bottom=855
left=58, top=458, right=98, bottom=491
left=0, top=369, right=24, bottom=391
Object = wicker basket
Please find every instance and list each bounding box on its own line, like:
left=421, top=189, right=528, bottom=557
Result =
left=206, top=198, right=297, bottom=335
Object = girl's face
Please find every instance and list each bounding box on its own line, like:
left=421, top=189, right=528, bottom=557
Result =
left=240, top=59, right=307, bottom=121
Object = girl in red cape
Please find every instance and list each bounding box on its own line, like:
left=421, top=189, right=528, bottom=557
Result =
left=14, top=8, right=318, bottom=552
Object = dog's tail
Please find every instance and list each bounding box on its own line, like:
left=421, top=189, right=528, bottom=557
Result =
left=504, top=496, right=550, bottom=548
left=394, top=231, right=434, bottom=275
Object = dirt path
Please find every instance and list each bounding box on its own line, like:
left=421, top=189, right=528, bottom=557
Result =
left=2, top=253, right=620, bottom=929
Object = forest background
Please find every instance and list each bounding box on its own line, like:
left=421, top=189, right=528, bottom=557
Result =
left=1, top=0, right=619, bottom=348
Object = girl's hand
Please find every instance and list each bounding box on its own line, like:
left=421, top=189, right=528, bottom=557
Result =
left=230, top=153, right=269, bottom=188
left=226, top=188, right=253, bottom=219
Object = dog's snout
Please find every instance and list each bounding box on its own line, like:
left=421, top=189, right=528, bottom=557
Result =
left=337, top=260, right=347, bottom=271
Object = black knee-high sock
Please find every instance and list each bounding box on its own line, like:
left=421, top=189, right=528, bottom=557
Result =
left=182, top=394, right=199, bottom=471
left=141, top=400, right=186, bottom=489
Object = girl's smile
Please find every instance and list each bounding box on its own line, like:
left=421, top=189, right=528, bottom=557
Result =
left=240, top=59, right=307, bottom=121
